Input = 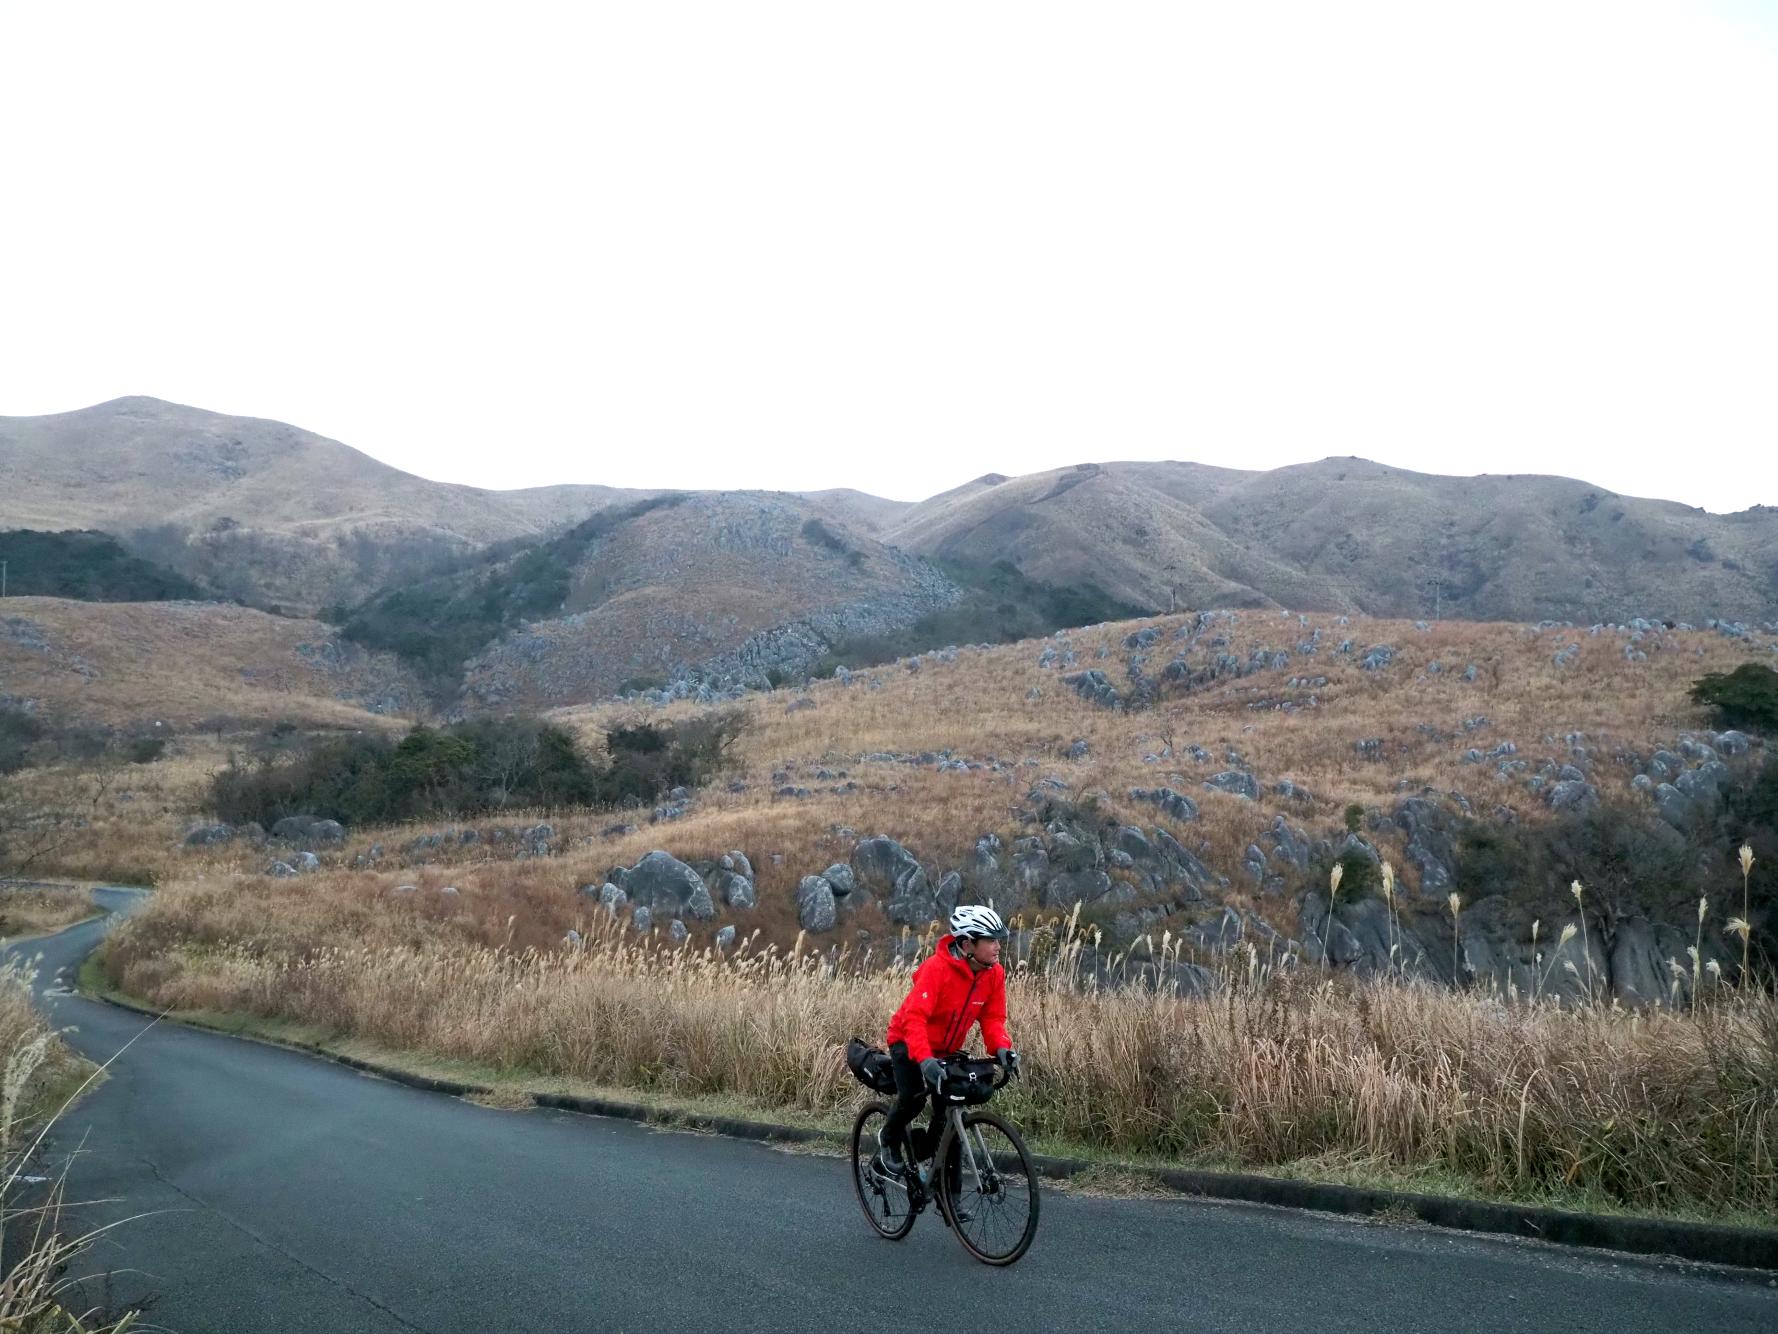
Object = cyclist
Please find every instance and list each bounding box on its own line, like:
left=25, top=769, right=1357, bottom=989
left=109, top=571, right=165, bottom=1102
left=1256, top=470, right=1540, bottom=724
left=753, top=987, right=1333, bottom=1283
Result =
left=876, top=904, right=1020, bottom=1179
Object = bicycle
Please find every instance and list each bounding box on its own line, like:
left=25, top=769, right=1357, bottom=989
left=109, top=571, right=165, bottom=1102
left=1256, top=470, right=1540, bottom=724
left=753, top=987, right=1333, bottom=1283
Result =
left=846, top=1046, right=1041, bottom=1266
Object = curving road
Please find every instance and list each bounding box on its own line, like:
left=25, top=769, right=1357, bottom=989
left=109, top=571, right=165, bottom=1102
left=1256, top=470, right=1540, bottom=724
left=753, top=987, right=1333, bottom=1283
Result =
left=6, top=890, right=1774, bottom=1333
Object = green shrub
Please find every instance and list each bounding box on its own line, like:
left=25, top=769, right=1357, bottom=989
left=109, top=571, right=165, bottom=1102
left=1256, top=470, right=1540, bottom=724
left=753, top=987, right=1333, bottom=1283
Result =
left=1452, top=795, right=1730, bottom=927
left=1689, top=663, right=1778, bottom=733
left=125, top=736, right=168, bottom=764
left=1320, top=849, right=1380, bottom=900
left=799, top=518, right=848, bottom=555
left=0, top=707, right=44, bottom=775
left=0, top=529, right=205, bottom=601
left=207, top=709, right=745, bottom=827
left=815, top=559, right=1148, bottom=674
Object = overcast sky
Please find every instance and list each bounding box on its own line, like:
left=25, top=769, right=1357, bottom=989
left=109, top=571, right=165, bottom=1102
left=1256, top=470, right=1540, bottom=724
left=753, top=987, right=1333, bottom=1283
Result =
left=3, top=2, right=1775, bottom=509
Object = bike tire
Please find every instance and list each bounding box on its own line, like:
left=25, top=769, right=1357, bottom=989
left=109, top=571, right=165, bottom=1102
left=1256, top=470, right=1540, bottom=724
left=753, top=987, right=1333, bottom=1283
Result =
left=935, top=1108, right=1041, bottom=1266
left=850, top=1102, right=917, bottom=1241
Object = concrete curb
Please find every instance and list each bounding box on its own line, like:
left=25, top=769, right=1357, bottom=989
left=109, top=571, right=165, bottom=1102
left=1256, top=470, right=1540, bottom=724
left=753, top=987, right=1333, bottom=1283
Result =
left=1028, top=1154, right=1778, bottom=1272
left=85, top=992, right=1778, bottom=1273
left=533, top=1092, right=832, bottom=1145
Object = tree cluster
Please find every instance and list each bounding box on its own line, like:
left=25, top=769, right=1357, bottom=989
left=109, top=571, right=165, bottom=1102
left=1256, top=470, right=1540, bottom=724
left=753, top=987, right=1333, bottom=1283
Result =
left=207, top=709, right=745, bottom=827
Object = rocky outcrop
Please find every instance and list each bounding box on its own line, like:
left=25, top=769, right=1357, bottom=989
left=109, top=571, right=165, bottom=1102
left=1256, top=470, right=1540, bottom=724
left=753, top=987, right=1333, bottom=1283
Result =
left=1128, top=787, right=1199, bottom=824
left=609, top=851, right=716, bottom=921
left=796, top=876, right=837, bottom=932
left=270, top=815, right=346, bottom=846
left=1061, top=670, right=1123, bottom=710
left=849, top=835, right=952, bottom=925
left=1203, top=770, right=1258, bottom=800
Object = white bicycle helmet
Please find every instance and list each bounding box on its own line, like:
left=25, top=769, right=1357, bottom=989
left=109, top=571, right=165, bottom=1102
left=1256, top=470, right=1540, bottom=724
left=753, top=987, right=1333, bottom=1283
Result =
left=949, top=904, right=1007, bottom=940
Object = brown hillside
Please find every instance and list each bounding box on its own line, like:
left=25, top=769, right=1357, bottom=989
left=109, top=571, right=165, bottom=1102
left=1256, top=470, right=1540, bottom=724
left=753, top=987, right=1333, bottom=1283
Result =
left=0, top=398, right=647, bottom=611
left=889, top=458, right=1778, bottom=625
left=138, top=606, right=1774, bottom=973
left=0, top=596, right=421, bottom=728
left=536, top=610, right=1774, bottom=928
left=462, top=493, right=957, bottom=710
left=791, top=488, right=913, bottom=534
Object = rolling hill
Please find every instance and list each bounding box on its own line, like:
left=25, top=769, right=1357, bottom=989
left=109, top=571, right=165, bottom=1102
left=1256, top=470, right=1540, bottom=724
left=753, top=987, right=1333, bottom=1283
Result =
left=342, top=491, right=960, bottom=710
left=887, top=459, right=1778, bottom=624
left=0, top=596, right=422, bottom=728
left=0, top=397, right=647, bottom=612
left=6, top=396, right=1778, bottom=722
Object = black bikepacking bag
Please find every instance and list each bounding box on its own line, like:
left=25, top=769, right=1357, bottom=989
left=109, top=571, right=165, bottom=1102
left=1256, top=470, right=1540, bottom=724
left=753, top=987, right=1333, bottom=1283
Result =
left=845, top=1037, right=897, bottom=1094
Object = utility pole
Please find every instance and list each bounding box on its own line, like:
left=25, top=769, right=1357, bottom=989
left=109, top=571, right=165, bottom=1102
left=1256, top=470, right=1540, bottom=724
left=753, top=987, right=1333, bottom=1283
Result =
left=2, top=560, right=7, bottom=597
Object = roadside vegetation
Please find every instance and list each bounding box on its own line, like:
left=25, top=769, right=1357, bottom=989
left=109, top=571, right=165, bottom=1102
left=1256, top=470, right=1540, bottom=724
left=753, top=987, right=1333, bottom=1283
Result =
left=0, top=885, right=98, bottom=938
left=0, top=955, right=138, bottom=1330
left=96, top=886, right=1777, bottom=1223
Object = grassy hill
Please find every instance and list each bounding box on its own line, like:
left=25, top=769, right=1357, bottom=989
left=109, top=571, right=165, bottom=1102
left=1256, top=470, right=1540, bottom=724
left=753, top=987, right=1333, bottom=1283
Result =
left=115, top=604, right=1774, bottom=978
left=444, top=493, right=959, bottom=708
left=0, top=397, right=648, bottom=612
left=0, top=596, right=422, bottom=729
left=888, top=459, right=1778, bottom=625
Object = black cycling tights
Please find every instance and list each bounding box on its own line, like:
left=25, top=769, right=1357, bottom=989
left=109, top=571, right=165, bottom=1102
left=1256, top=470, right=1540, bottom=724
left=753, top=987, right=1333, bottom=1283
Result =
left=881, top=1041, right=946, bottom=1158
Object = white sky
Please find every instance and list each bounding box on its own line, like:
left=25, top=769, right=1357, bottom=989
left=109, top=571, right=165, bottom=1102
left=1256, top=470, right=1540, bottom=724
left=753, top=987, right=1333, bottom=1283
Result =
left=3, top=2, right=1775, bottom=510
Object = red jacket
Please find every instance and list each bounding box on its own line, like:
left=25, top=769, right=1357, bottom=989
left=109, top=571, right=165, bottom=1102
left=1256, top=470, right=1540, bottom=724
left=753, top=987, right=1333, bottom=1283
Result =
left=885, top=934, right=1011, bottom=1062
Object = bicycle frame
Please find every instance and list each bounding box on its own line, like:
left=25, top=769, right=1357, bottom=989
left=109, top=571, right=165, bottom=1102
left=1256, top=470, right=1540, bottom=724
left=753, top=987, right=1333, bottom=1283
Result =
left=874, top=1105, right=998, bottom=1203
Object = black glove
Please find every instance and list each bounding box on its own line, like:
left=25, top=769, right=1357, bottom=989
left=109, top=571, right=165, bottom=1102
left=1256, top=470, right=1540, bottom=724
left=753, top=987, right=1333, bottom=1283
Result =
left=920, top=1057, right=945, bottom=1092
left=996, top=1048, right=1021, bottom=1075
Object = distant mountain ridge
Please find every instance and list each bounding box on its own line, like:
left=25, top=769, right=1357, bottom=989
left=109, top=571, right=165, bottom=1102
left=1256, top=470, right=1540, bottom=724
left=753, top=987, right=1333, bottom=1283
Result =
left=0, top=397, right=648, bottom=611
left=886, top=458, right=1778, bottom=625
left=4, top=398, right=1776, bottom=702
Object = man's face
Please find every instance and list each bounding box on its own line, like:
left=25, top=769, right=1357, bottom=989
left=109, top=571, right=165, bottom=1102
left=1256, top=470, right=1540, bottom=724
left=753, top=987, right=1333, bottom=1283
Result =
left=967, top=936, right=1002, bottom=966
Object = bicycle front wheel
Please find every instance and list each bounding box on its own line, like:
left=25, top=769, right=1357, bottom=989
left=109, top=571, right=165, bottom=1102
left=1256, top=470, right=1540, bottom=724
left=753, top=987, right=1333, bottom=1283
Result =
left=850, top=1102, right=917, bottom=1240
left=936, top=1109, right=1041, bottom=1265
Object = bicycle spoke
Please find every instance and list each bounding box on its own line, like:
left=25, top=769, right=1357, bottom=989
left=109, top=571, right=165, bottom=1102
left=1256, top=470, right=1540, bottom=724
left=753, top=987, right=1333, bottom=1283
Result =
left=851, top=1104, right=917, bottom=1240
left=945, top=1113, right=1038, bottom=1264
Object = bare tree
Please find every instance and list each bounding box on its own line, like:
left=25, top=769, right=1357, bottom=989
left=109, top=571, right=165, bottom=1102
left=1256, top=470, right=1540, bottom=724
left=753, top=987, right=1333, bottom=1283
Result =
left=475, top=727, right=541, bottom=808
left=0, top=760, right=122, bottom=886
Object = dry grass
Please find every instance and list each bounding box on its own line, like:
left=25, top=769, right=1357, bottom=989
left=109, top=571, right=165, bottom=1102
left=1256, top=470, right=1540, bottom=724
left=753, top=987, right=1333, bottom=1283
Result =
left=33, top=607, right=1768, bottom=958
left=0, top=886, right=98, bottom=938
left=539, top=609, right=1768, bottom=907
left=0, top=955, right=139, bottom=1331
left=1, top=736, right=266, bottom=887
left=0, top=596, right=420, bottom=729
left=100, top=881, right=1778, bottom=1221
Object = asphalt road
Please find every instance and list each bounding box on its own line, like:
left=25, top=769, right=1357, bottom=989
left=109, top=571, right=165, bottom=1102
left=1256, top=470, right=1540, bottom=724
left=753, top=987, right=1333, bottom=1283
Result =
left=6, top=889, right=1774, bottom=1333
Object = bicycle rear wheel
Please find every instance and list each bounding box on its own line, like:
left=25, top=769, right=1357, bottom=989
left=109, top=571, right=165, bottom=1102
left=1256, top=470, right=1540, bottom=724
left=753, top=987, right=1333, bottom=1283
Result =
left=850, top=1102, right=917, bottom=1240
left=936, top=1109, right=1041, bottom=1265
